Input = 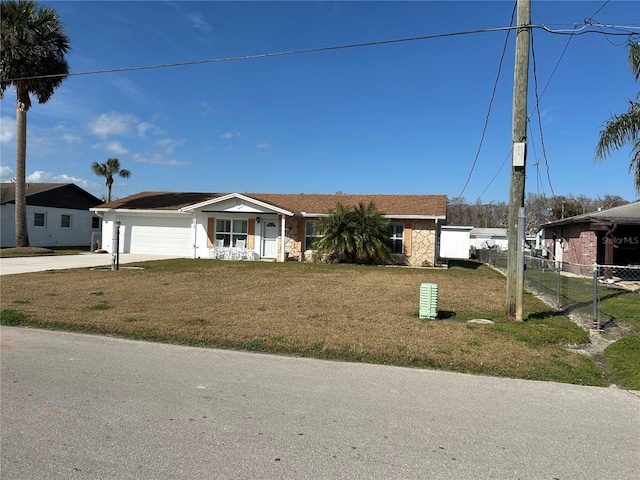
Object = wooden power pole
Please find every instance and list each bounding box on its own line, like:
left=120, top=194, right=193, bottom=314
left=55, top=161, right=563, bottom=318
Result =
left=506, top=0, right=531, bottom=320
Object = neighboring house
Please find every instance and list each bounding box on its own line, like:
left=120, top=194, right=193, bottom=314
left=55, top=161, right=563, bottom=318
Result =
left=542, top=200, right=640, bottom=268
left=1, top=183, right=102, bottom=248
left=91, top=191, right=447, bottom=267
left=470, top=227, right=508, bottom=250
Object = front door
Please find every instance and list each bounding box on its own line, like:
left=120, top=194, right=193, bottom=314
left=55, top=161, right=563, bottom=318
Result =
left=263, top=221, right=278, bottom=258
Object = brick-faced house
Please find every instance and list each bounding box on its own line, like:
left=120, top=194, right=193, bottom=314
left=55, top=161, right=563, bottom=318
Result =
left=542, top=200, right=640, bottom=268
left=91, top=191, right=447, bottom=266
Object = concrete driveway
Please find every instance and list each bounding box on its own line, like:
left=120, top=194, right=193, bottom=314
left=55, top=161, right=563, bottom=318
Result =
left=0, top=253, right=181, bottom=275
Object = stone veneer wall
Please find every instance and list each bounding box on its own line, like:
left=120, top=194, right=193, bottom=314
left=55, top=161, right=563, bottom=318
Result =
left=283, top=216, right=302, bottom=261
left=406, top=220, right=438, bottom=267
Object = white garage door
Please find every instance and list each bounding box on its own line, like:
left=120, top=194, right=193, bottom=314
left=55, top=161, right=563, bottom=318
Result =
left=129, top=217, right=192, bottom=256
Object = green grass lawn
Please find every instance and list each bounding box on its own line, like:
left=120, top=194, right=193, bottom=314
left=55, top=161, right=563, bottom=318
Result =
left=603, top=336, right=640, bottom=390
left=2, top=258, right=635, bottom=387
left=525, top=268, right=640, bottom=330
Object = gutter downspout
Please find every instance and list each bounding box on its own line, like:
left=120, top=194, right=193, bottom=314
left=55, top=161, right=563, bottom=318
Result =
left=191, top=212, right=198, bottom=259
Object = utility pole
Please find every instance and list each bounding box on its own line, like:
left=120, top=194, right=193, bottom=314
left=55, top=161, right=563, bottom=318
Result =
left=506, top=0, right=531, bottom=321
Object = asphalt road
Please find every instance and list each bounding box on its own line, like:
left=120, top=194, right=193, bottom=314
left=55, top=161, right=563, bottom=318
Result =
left=1, top=327, right=638, bottom=479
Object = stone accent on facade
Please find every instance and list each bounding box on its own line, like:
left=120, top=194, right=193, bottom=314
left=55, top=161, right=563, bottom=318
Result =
left=283, top=216, right=303, bottom=261
left=281, top=217, right=438, bottom=266
left=406, top=220, right=437, bottom=267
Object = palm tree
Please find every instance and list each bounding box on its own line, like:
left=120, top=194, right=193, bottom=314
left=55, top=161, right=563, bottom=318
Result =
left=91, top=158, right=131, bottom=203
left=595, top=41, right=640, bottom=193
left=1, top=0, right=70, bottom=247
left=314, top=202, right=391, bottom=265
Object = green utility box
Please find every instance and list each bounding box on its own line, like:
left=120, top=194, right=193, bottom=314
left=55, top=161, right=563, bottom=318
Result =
left=419, top=283, right=438, bottom=319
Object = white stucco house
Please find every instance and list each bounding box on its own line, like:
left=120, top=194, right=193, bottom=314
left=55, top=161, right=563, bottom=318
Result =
left=91, top=191, right=448, bottom=266
left=1, top=183, right=102, bottom=248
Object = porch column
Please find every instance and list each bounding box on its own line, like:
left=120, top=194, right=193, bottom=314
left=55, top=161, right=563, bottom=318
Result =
left=280, top=215, right=286, bottom=262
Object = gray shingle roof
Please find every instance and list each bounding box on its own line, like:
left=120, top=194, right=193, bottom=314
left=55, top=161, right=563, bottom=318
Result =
left=543, top=201, right=640, bottom=227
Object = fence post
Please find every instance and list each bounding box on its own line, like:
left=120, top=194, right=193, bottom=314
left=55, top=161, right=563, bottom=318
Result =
left=592, top=263, right=599, bottom=330
left=556, top=262, right=561, bottom=309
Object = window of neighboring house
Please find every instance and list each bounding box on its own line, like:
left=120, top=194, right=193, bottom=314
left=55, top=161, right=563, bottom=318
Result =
left=61, top=214, right=72, bottom=228
left=92, top=216, right=100, bottom=229
left=215, top=219, right=247, bottom=247
left=389, top=223, right=404, bottom=255
left=305, top=221, right=322, bottom=251
left=34, top=212, right=46, bottom=227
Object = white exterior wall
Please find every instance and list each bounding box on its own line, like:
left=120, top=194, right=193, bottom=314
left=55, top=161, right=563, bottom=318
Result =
left=1, top=204, right=100, bottom=248
left=193, top=211, right=280, bottom=259
left=440, top=226, right=473, bottom=259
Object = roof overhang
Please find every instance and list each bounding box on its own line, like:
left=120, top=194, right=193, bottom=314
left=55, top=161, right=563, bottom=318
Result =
left=297, top=212, right=446, bottom=220
left=180, top=193, right=293, bottom=216
left=90, top=208, right=188, bottom=215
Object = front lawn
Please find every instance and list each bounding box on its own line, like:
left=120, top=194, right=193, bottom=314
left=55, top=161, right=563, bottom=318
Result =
left=1, top=258, right=606, bottom=386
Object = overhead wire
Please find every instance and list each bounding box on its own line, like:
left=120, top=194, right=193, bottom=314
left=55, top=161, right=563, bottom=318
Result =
left=452, top=1, right=517, bottom=204
left=2, top=22, right=638, bottom=83
left=471, top=1, right=620, bottom=207
left=529, top=30, right=556, bottom=198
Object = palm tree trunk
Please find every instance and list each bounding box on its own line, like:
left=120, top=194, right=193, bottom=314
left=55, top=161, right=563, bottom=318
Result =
left=15, top=101, right=29, bottom=248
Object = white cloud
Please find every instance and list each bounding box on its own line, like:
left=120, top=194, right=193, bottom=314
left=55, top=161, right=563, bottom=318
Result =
left=256, top=143, right=269, bottom=149
left=0, top=166, right=14, bottom=181
left=154, top=138, right=185, bottom=154
left=26, top=170, right=96, bottom=191
left=187, top=12, right=212, bottom=32
left=132, top=153, right=188, bottom=166
left=62, top=133, right=83, bottom=144
left=0, top=116, right=16, bottom=143
left=137, top=122, right=161, bottom=137
left=220, top=131, right=240, bottom=140
left=94, top=141, right=129, bottom=156
left=89, top=112, right=140, bottom=138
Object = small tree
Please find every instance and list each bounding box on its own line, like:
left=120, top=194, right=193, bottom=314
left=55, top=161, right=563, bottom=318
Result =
left=314, top=202, right=391, bottom=265
left=91, top=158, right=131, bottom=203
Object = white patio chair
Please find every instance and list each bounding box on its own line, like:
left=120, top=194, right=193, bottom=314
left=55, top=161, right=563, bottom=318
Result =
left=233, top=239, right=246, bottom=260
left=213, top=239, right=224, bottom=259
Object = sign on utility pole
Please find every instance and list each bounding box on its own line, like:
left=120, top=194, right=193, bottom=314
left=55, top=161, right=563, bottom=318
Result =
left=506, top=0, right=530, bottom=321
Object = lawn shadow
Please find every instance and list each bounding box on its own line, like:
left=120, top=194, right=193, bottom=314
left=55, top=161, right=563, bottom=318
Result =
left=526, top=310, right=566, bottom=321
left=437, top=310, right=456, bottom=320
left=447, top=259, right=483, bottom=270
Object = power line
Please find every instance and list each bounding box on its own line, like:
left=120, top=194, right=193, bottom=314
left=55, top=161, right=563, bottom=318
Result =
left=2, top=22, right=638, bottom=83
left=452, top=1, right=517, bottom=203
left=530, top=30, right=556, bottom=198
left=589, top=0, right=611, bottom=20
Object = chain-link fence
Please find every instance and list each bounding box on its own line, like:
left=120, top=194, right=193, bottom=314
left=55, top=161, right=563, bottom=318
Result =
left=475, top=249, right=640, bottom=329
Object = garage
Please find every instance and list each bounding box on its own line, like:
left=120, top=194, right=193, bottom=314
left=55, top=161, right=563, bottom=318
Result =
left=124, top=215, right=192, bottom=256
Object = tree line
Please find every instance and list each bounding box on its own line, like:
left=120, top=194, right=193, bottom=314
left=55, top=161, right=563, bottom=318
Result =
left=447, top=194, right=630, bottom=235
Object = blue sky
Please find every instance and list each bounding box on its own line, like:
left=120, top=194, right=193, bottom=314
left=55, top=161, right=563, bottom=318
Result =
left=1, top=0, right=639, bottom=204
